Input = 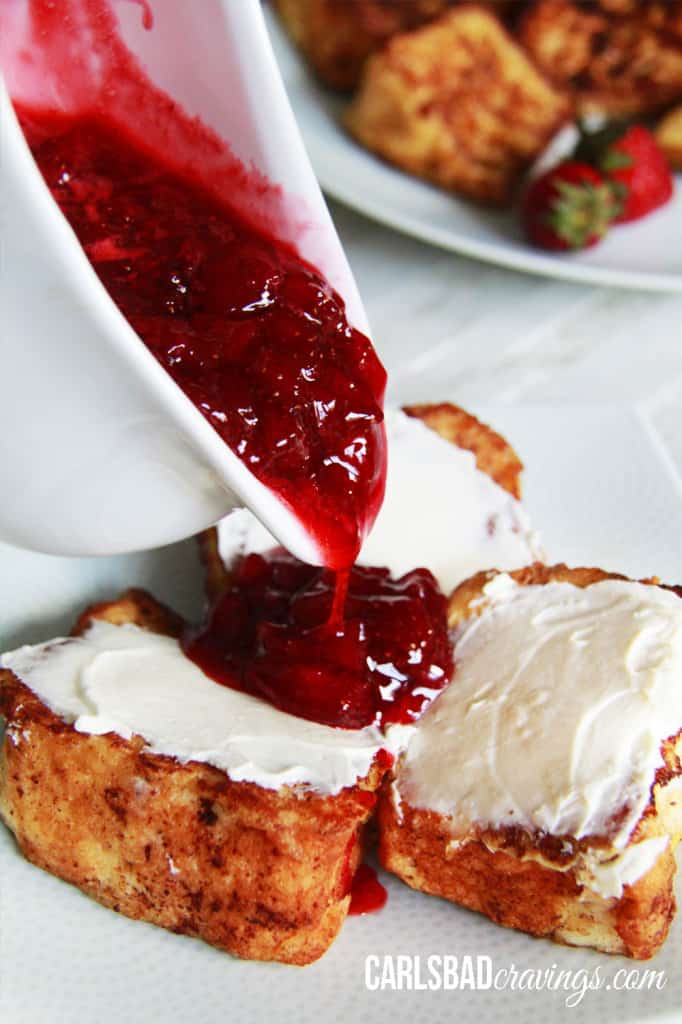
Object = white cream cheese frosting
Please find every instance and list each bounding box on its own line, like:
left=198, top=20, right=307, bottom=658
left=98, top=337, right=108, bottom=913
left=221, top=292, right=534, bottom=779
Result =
left=216, top=408, right=541, bottom=594
left=396, top=574, right=682, bottom=898
left=1, top=620, right=411, bottom=795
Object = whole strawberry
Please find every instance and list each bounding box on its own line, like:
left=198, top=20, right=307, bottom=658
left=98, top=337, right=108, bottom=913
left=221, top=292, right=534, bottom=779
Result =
left=576, top=122, right=673, bottom=223
left=523, top=161, right=616, bottom=251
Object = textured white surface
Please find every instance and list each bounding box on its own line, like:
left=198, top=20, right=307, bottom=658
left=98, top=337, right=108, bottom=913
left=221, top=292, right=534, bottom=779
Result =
left=331, top=202, right=682, bottom=483
left=354, top=212, right=682, bottom=476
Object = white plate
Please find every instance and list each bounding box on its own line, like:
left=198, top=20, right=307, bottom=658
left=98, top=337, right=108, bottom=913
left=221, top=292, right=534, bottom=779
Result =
left=1, top=405, right=681, bottom=1024
left=266, top=11, right=682, bottom=293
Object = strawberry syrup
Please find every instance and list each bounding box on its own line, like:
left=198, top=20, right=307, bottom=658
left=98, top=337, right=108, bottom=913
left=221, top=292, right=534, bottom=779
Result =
left=349, top=864, right=388, bottom=916
left=184, top=551, right=452, bottom=730
left=21, top=112, right=386, bottom=568
left=15, top=1, right=452, bottom=735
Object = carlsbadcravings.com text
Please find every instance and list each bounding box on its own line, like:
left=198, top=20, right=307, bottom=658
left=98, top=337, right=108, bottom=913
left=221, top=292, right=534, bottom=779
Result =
left=364, top=955, right=666, bottom=1008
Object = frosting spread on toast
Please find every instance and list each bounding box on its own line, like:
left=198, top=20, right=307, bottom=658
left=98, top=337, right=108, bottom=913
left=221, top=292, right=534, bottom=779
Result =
left=2, top=620, right=412, bottom=794
left=397, top=574, right=682, bottom=896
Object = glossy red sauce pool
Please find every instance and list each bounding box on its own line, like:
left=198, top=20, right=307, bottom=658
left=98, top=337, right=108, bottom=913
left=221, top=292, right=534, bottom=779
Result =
left=349, top=864, right=388, bottom=916
left=184, top=550, right=453, bottom=729
left=20, top=111, right=387, bottom=568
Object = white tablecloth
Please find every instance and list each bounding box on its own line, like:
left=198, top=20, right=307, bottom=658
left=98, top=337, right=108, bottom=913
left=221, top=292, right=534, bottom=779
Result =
left=331, top=201, right=682, bottom=478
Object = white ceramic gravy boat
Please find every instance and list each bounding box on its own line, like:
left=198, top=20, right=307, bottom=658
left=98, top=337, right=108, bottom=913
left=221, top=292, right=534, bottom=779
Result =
left=0, top=0, right=370, bottom=560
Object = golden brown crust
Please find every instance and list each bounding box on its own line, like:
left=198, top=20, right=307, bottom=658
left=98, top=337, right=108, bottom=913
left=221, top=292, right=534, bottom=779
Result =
left=0, top=592, right=385, bottom=964
left=518, top=0, right=682, bottom=116
left=380, top=565, right=682, bottom=959
left=345, top=5, right=572, bottom=204
left=657, top=105, right=682, bottom=169
left=404, top=402, right=523, bottom=500
left=70, top=587, right=184, bottom=638
left=197, top=527, right=230, bottom=604
left=378, top=794, right=678, bottom=959
left=446, top=561, right=628, bottom=628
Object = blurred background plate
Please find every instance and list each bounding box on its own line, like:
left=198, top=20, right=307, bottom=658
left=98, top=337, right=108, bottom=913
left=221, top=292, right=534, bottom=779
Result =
left=266, top=10, right=682, bottom=294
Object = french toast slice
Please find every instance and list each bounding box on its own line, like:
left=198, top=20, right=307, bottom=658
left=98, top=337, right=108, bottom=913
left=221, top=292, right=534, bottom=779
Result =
left=379, top=564, right=682, bottom=959
left=518, top=0, right=682, bottom=116
left=0, top=590, right=388, bottom=965
left=344, top=5, right=571, bottom=204
left=198, top=402, right=528, bottom=601
left=657, top=105, right=682, bottom=170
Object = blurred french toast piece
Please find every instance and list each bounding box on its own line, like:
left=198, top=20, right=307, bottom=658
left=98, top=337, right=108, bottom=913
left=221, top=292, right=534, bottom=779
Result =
left=344, top=6, right=571, bottom=204
left=657, top=105, right=682, bottom=169
left=273, top=0, right=455, bottom=91
left=0, top=590, right=390, bottom=965
left=380, top=563, right=682, bottom=959
left=518, top=0, right=682, bottom=116
left=593, top=0, right=682, bottom=38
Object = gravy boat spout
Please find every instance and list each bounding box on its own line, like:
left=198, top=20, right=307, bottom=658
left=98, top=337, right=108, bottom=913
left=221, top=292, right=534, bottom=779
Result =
left=0, top=0, right=371, bottom=560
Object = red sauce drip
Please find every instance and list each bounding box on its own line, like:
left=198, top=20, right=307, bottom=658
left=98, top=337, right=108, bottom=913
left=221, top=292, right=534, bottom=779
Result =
left=349, top=864, right=387, bottom=916
left=184, top=550, right=453, bottom=729
left=20, top=112, right=387, bottom=568
left=127, top=0, right=154, bottom=31
left=329, top=568, right=351, bottom=629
